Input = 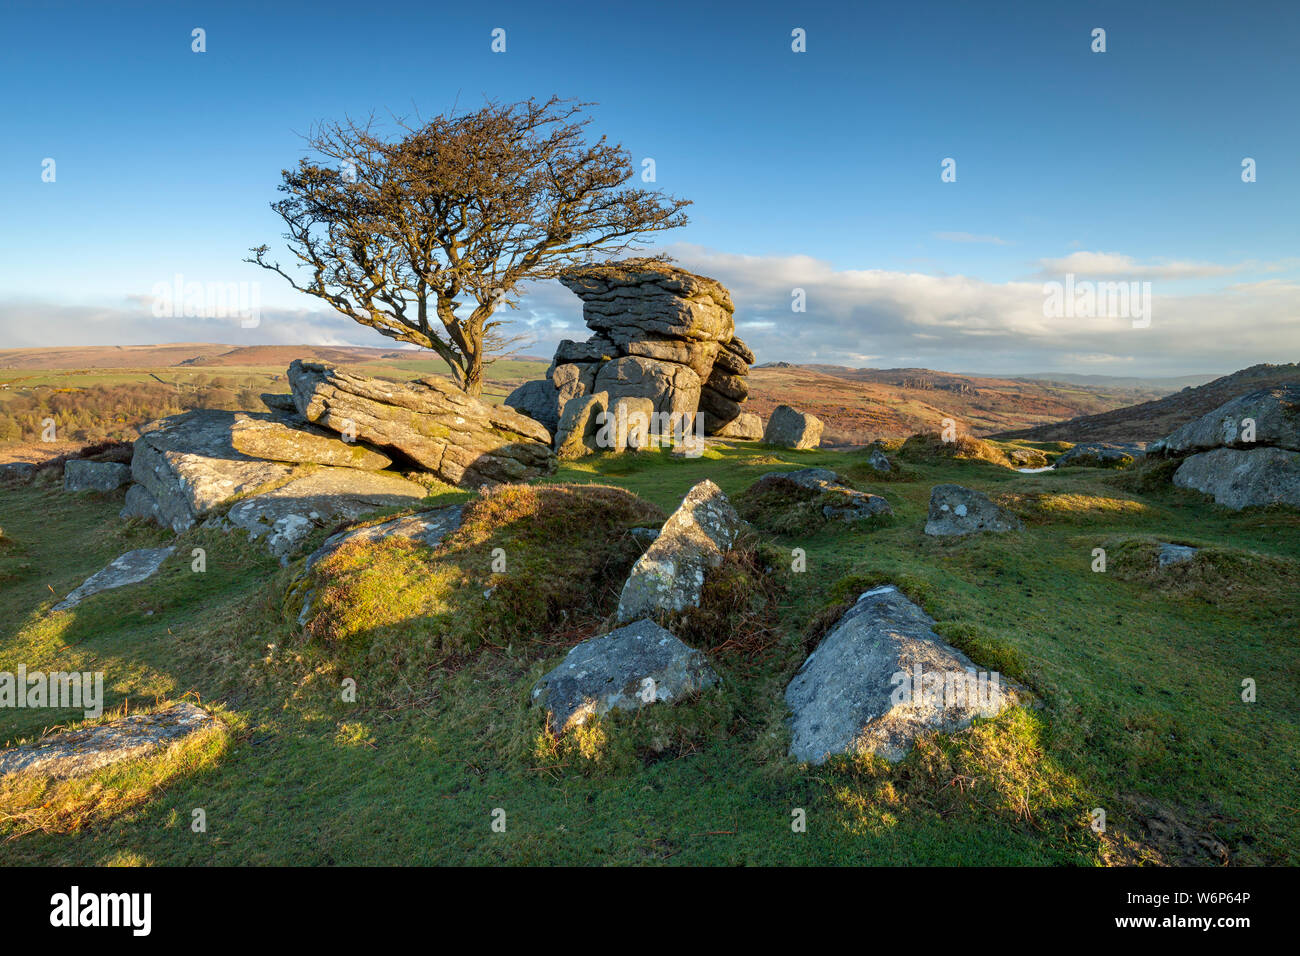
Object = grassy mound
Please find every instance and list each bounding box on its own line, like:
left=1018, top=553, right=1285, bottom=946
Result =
left=997, top=491, right=1155, bottom=524
left=526, top=532, right=787, bottom=775
left=1059, top=446, right=1136, bottom=469
left=1106, top=456, right=1184, bottom=495
left=735, top=472, right=893, bottom=535
left=1102, top=536, right=1300, bottom=613
left=300, top=483, right=665, bottom=699
left=898, top=431, right=1011, bottom=468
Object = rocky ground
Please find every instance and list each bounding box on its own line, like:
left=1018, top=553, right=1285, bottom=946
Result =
left=1, top=261, right=1295, bottom=865
left=0, top=384, right=1296, bottom=864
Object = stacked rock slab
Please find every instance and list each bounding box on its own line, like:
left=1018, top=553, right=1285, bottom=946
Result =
left=1153, top=385, right=1300, bottom=510
left=289, top=360, right=555, bottom=486
left=506, top=259, right=756, bottom=438
left=124, top=409, right=298, bottom=533
left=119, top=408, right=429, bottom=543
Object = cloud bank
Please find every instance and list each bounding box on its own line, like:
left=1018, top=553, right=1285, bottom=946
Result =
left=2, top=246, right=1296, bottom=377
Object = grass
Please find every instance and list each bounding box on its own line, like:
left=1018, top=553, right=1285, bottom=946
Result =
left=0, top=440, right=1297, bottom=865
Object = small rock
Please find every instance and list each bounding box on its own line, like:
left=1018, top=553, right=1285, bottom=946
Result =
left=865, top=447, right=894, bottom=473
left=1157, top=543, right=1198, bottom=567
left=53, top=547, right=175, bottom=611
left=554, top=391, right=609, bottom=459
left=710, top=412, right=764, bottom=440
left=785, top=586, right=1024, bottom=763
left=63, top=460, right=131, bottom=492
left=616, top=479, right=743, bottom=623
left=924, top=484, right=1023, bottom=536
left=531, top=619, right=718, bottom=734
left=763, top=405, right=823, bottom=449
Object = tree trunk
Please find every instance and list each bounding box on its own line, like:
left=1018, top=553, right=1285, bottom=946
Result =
left=462, top=352, right=484, bottom=396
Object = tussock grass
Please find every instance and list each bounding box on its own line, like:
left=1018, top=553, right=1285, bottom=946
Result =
left=998, top=491, right=1154, bottom=524
left=300, top=483, right=665, bottom=702
left=1, top=438, right=1297, bottom=865
left=0, top=704, right=234, bottom=837
left=1103, top=535, right=1300, bottom=610
left=897, top=431, right=1011, bottom=468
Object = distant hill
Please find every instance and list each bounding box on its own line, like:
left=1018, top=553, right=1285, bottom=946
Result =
left=0, top=345, right=1236, bottom=450
left=0, top=343, right=418, bottom=370
left=994, top=363, right=1300, bottom=444
left=743, top=364, right=1175, bottom=446
left=1015, top=372, right=1220, bottom=391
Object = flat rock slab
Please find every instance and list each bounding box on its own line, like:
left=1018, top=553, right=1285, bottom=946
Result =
left=289, top=360, right=555, bottom=487
left=616, top=479, right=743, bottom=623
left=124, top=409, right=296, bottom=533
left=1154, top=384, right=1300, bottom=455
left=230, top=417, right=393, bottom=470
left=531, top=619, right=718, bottom=734
left=53, top=547, right=175, bottom=611
left=1173, top=446, right=1300, bottom=510
left=304, top=504, right=466, bottom=572
left=0, top=702, right=216, bottom=779
left=225, top=469, right=429, bottom=559
left=64, top=460, right=131, bottom=492
left=785, top=586, right=1024, bottom=764
left=924, top=484, right=1023, bottom=536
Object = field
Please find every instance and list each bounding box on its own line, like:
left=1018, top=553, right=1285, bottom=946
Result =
left=0, top=344, right=1177, bottom=454
left=1, top=439, right=1296, bottom=865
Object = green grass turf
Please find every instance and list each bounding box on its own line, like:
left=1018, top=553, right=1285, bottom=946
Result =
left=0, top=441, right=1296, bottom=865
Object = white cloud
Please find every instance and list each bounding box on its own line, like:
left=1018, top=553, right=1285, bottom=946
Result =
left=2, top=246, right=1296, bottom=377
left=1033, top=251, right=1300, bottom=281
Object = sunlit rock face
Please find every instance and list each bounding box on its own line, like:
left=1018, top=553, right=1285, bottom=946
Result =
left=507, top=259, right=755, bottom=440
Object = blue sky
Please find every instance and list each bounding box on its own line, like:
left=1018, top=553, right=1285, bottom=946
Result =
left=2, top=0, right=1297, bottom=375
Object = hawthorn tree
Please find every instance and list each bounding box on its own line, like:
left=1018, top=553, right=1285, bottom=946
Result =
left=249, top=97, right=691, bottom=395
